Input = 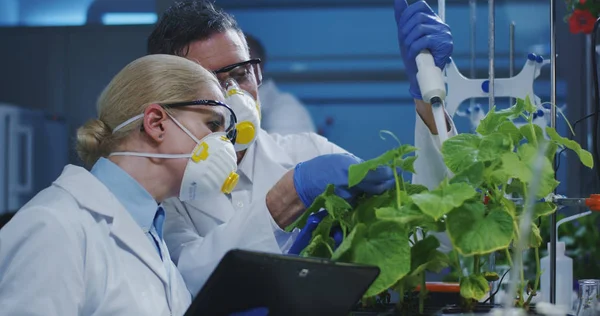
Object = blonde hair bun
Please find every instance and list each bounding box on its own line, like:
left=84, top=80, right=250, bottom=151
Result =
left=75, top=118, right=112, bottom=167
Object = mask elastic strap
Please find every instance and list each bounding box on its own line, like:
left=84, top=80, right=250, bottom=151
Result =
left=113, top=114, right=144, bottom=133
left=166, top=112, right=201, bottom=144
left=109, top=152, right=191, bottom=159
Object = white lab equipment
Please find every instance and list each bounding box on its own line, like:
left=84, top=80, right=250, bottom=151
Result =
left=445, top=53, right=550, bottom=118
left=540, top=242, right=573, bottom=310
left=0, top=165, right=192, bottom=315
left=0, top=103, right=68, bottom=215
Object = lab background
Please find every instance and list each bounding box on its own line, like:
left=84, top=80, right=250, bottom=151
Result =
left=0, top=0, right=598, bottom=283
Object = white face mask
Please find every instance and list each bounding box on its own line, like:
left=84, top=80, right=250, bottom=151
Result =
left=109, top=113, right=239, bottom=201
left=224, top=79, right=261, bottom=152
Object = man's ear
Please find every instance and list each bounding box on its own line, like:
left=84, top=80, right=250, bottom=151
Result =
left=142, top=104, right=168, bottom=142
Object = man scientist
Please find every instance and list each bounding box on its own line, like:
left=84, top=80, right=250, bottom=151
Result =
left=147, top=0, right=456, bottom=295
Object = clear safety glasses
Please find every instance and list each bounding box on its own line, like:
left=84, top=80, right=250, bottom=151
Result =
left=213, top=58, right=263, bottom=89
left=161, top=100, right=238, bottom=145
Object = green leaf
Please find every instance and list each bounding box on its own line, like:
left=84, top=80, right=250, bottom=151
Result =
left=499, top=151, right=533, bottom=183
left=476, top=101, right=526, bottom=135
left=333, top=221, right=411, bottom=297
left=404, top=183, right=429, bottom=195
left=324, top=193, right=352, bottom=222
left=312, top=214, right=334, bottom=239
left=546, top=127, right=594, bottom=168
left=394, top=274, right=422, bottom=293
left=529, top=224, right=543, bottom=248
left=300, top=235, right=335, bottom=258
left=484, top=272, right=500, bottom=282
left=519, top=124, right=544, bottom=145
left=286, top=185, right=333, bottom=232
left=460, top=274, right=490, bottom=301
left=410, top=235, right=449, bottom=274
left=546, top=141, right=559, bottom=162
left=522, top=95, right=537, bottom=113
left=533, top=202, right=557, bottom=219
left=396, top=155, right=418, bottom=174
left=446, top=202, right=514, bottom=255
left=411, top=180, right=478, bottom=221
left=348, top=151, right=395, bottom=188
left=442, top=133, right=482, bottom=174
left=375, top=204, right=445, bottom=232
left=478, top=133, right=514, bottom=161
left=498, top=121, right=523, bottom=145
left=352, top=190, right=396, bottom=226
left=506, top=179, right=525, bottom=196
left=517, top=143, right=560, bottom=199
left=442, top=133, right=511, bottom=175
left=450, top=161, right=485, bottom=187
left=348, top=145, right=417, bottom=187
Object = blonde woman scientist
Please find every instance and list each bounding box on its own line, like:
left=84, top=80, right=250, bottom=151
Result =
left=0, top=54, right=281, bottom=315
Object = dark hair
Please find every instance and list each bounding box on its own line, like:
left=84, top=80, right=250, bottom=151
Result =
left=147, top=0, right=243, bottom=56
left=245, top=33, right=266, bottom=64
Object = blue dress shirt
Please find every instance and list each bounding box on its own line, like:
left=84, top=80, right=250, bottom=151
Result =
left=90, top=157, right=165, bottom=258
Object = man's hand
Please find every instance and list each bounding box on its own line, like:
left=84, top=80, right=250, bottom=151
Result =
left=265, top=153, right=397, bottom=228
left=293, top=153, right=395, bottom=207
left=266, top=169, right=305, bottom=229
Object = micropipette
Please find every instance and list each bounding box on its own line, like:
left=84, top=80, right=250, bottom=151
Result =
left=414, top=0, right=448, bottom=144
left=416, top=50, right=449, bottom=144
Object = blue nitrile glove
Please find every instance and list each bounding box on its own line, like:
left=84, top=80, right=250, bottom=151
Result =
left=293, top=153, right=396, bottom=208
left=288, top=210, right=344, bottom=255
left=395, top=0, right=453, bottom=99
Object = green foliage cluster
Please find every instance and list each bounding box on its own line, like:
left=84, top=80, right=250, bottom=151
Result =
left=286, top=97, right=593, bottom=312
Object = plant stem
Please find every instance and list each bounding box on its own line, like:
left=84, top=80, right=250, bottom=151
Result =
left=325, top=242, right=334, bottom=257
left=396, top=282, right=405, bottom=312
left=525, top=247, right=542, bottom=306
left=474, top=255, right=481, bottom=274
left=393, top=167, right=402, bottom=208
left=419, top=273, right=426, bottom=315
left=527, top=113, right=538, bottom=146
left=514, top=244, right=526, bottom=307
left=505, top=248, right=513, bottom=266
left=455, top=253, right=464, bottom=278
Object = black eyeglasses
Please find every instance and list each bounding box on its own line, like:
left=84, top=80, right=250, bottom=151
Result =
left=213, top=58, right=262, bottom=88
left=160, top=100, right=238, bottom=144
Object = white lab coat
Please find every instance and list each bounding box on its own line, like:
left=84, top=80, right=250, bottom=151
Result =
left=0, top=165, right=191, bottom=316
left=162, top=111, right=456, bottom=293
left=258, top=79, right=317, bottom=135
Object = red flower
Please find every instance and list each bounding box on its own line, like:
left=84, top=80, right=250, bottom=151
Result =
left=569, top=9, right=596, bottom=34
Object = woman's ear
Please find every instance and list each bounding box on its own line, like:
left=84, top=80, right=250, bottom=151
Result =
left=142, top=104, right=168, bottom=143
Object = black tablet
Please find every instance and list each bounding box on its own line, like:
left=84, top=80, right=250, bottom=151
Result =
left=184, top=249, right=380, bottom=316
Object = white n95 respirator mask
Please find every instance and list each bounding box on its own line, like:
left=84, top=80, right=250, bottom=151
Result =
left=224, top=79, right=261, bottom=152
left=109, top=113, right=239, bottom=201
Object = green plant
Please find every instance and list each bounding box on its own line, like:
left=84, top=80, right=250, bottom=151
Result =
left=286, top=96, right=594, bottom=314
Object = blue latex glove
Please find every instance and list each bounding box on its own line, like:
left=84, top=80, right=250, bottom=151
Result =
left=288, top=210, right=344, bottom=255
left=293, top=153, right=396, bottom=208
left=395, top=0, right=453, bottom=99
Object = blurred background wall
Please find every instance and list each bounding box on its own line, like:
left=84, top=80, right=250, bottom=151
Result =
left=0, top=0, right=592, bottom=211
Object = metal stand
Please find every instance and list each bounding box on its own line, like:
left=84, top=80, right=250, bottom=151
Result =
left=549, top=0, right=558, bottom=305
left=488, top=0, right=496, bottom=305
